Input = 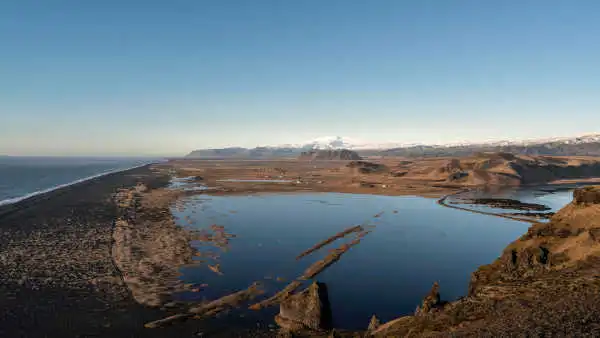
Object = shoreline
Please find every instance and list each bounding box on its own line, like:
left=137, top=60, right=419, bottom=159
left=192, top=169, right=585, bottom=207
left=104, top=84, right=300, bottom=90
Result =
left=0, top=161, right=158, bottom=209
left=437, top=190, right=545, bottom=223
left=1, top=166, right=197, bottom=337
left=0, top=165, right=279, bottom=338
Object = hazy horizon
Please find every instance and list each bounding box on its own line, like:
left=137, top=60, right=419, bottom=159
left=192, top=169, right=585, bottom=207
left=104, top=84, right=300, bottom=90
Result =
left=2, top=1, right=600, bottom=156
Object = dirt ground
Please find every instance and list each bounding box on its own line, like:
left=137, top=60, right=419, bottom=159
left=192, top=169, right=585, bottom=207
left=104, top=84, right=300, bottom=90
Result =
left=158, top=154, right=600, bottom=199
left=158, top=158, right=462, bottom=198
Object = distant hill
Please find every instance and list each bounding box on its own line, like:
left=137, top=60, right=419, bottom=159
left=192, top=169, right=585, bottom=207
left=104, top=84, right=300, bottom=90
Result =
left=379, top=141, right=600, bottom=157
left=393, top=152, right=600, bottom=186
left=298, top=149, right=361, bottom=161
left=185, top=147, right=301, bottom=159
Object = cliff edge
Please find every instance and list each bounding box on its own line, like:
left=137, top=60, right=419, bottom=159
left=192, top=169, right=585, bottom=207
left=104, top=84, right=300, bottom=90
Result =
left=373, top=186, right=600, bottom=337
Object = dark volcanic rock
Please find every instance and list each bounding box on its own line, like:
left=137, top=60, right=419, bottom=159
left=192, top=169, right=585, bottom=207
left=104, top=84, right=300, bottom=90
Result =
left=346, top=160, right=387, bottom=173
left=573, top=186, right=600, bottom=205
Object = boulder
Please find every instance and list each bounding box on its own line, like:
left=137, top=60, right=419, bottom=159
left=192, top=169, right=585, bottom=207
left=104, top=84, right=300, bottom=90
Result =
left=275, top=281, right=332, bottom=332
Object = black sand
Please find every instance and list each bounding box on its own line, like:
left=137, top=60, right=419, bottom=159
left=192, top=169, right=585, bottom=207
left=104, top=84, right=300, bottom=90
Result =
left=0, top=166, right=275, bottom=338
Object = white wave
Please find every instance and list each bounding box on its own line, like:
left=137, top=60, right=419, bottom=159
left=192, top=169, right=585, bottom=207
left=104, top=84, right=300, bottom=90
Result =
left=0, top=161, right=161, bottom=207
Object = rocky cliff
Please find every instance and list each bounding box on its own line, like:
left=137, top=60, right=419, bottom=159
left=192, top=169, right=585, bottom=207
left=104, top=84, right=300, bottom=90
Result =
left=373, top=186, right=600, bottom=336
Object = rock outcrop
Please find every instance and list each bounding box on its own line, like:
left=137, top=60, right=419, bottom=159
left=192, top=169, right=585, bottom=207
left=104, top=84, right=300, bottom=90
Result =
left=275, top=282, right=332, bottom=333
left=366, top=315, right=380, bottom=333
left=414, top=282, right=443, bottom=316
left=573, top=186, right=600, bottom=205
left=346, top=161, right=387, bottom=174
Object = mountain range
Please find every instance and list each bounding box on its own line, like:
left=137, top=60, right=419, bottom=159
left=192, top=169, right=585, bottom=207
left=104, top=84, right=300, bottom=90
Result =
left=185, top=134, right=600, bottom=159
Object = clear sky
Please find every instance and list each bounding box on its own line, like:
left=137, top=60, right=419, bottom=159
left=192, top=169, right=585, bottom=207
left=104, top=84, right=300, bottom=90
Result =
left=1, top=0, right=599, bottom=156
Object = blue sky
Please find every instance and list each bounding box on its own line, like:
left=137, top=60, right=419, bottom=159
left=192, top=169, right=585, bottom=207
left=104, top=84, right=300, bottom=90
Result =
left=1, top=0, right=599, bottom=156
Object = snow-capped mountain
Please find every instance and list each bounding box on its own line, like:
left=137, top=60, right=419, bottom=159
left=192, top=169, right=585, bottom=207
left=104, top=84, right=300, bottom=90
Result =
left=269, top=136, right=416, bottom=150
left=269, top=134, right=600, bottom=150
left=186, top=133, right=600, bottom=158
left=300, top=136, right=361, bottom=150
left=436, top=134, right=600, bottom=148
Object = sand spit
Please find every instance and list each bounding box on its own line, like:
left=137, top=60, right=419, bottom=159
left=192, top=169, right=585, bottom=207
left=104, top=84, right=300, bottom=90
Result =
left=300, top=235, right=366, bottom=280
left=112, top=183, right=199, bottom=307
left=437, top=191, right=544, bottom=223
left=145, top=282, right=265, bottom=328
left=249, top=228, right=370, bottom=312
left=295, top=225, right=364, bottom=260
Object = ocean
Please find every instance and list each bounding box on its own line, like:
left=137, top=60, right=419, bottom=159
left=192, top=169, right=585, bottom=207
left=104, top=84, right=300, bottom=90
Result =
left=0, top=156, right=161, bottom=206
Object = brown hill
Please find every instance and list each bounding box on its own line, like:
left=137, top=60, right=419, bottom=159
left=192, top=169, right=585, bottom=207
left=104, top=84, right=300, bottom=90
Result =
left=298, top=149, right=361, bottom=161
left=401, top=153, right=600, bottom=186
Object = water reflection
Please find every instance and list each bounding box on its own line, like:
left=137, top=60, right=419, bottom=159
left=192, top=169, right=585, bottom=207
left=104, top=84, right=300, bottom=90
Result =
left=171, top=191, right=569, bottom=329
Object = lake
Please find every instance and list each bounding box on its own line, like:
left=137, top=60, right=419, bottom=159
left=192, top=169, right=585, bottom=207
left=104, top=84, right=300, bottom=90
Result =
left=172, top=189, right=571, bottom=330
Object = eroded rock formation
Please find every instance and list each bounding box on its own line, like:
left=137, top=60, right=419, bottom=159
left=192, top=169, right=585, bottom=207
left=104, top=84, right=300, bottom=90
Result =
left=275, top=282, right=332, bottom=333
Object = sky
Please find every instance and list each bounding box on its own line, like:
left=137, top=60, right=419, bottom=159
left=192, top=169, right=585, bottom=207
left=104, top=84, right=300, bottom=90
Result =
left=1, top=0, right=599, bottom=156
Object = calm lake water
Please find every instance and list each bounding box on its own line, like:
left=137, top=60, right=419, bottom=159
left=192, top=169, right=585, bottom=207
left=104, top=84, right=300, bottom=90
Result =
left=172, top=190, right=571, bottom=329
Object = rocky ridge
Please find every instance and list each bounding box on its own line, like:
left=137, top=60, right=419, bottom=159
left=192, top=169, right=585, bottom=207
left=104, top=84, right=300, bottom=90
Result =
left=372, top=186, right=600, bottom=337
left=403, top=153, right=600, bottom=186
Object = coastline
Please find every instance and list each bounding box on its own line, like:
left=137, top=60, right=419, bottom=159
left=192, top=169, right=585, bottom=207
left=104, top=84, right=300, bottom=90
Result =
left=0, top=161, right=158, bottom=209
left=0, top=165, right=277, bottom=337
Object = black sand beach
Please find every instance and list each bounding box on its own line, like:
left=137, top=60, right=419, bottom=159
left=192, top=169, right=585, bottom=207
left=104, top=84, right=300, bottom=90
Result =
left=0, top=166, right=275, bottom=338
